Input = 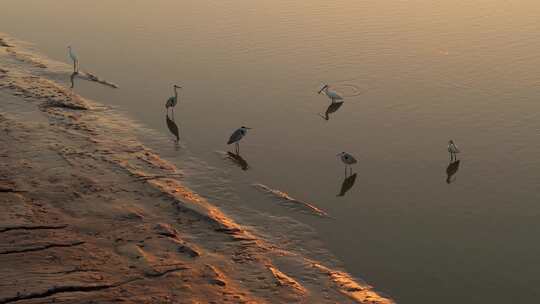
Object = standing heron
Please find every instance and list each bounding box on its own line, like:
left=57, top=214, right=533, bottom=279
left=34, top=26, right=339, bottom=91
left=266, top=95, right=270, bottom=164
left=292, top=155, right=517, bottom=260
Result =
left=337, top=152, right=357, bottom=176
left=318, top=84, right=344, bottom=103
left=165, top=84, right=182, bottom=114
left=227, top=126, right=251, bottom=154
left=448, top=140, right=460, bottom=161
left=67, top=46, right=79, bottom=73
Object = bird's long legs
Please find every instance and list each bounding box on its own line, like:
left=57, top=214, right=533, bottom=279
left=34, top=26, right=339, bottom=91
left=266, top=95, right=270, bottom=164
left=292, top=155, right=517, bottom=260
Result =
left=344, top=165, right=354, bottom=177
left=449, top=152, right=458, bottom=162
left=235, top=142, right=240, bottom=154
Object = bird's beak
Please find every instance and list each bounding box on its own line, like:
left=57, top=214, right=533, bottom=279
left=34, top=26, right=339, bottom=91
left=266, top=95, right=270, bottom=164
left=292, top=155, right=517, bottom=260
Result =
left=318, top=85, right=328, bottom=94
left=246, top=127, right=252, bottom=129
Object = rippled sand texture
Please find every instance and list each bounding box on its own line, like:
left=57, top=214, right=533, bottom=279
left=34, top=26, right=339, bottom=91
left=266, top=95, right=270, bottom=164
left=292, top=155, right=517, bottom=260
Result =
left=0, top=33, right=393, bottom=303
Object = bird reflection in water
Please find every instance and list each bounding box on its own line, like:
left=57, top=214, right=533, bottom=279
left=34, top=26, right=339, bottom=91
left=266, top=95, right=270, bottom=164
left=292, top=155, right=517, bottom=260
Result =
left=165, top=113, right=180, bottom=145
left=227, top=151, right=249, bottom=171
left=337, top=173, right=357, bottom=197
left=446, top=160, right=460, bottom=184
left=70, top=71, right=78, bottom=89
left=318, top=101, right=344, bottom=121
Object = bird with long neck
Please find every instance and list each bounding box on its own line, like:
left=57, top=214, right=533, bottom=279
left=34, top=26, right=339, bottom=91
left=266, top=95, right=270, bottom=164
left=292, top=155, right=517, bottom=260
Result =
left=318, top=84, right=344, bottom=103
left=166, top=84, right=182, bottom=114
left=67, top=45, right=79, bottom=73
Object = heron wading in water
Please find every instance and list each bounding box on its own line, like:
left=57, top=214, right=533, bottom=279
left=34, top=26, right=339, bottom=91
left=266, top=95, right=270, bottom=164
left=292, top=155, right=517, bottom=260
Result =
left=67, top=46, right=79, bottom=73
left=318, top=84, right=344, bottom=103
left=166, top=84, right=182, bottom=114
left=227, top=126, right=251, bottom=154
left=448, top=140, right=460, bottom=161
left=337, top=152, right=357, bottom=176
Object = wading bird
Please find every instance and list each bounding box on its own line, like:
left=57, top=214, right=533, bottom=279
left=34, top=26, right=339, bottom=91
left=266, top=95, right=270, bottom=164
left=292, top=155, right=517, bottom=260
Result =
left=227, top=126, right=251, bottom=154
left=448, top=140, right=460, bottom=161
left=318, top=84, right=343, bottom=102
left=337, top=152, right=357, bottom=176
left=166, top=84, right=182, bottom=114
left=67, top=46, right=79, bottom=73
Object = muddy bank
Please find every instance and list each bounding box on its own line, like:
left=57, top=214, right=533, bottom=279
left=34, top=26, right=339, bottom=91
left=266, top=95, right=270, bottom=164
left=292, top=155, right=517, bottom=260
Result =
left=0, top=33, right=393, bottom=303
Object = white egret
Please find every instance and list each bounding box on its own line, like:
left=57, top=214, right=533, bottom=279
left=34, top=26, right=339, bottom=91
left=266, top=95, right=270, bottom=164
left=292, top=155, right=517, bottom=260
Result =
left=448, top=140, right=460, bottom=161
left=67, top=46, right=79, bottom=73
left=166, top=84, right=182, bottom=114
left=318, top=84, right=344, bottom=102
left=227, top=126, right=251, bottom=153
left=337, top=152, right=357, bottom=176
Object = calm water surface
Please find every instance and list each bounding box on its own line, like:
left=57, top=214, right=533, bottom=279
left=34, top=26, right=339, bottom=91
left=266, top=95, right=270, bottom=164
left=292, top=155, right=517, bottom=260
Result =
left=2, top=1, right=540, bottom=303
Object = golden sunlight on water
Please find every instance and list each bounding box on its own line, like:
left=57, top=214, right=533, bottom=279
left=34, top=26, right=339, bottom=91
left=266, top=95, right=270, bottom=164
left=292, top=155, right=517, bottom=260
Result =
left=1, top=0, right=540, bottom=303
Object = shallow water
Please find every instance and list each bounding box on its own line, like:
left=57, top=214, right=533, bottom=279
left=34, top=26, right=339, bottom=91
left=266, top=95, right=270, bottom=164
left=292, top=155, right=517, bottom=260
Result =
left=2, top=1, right=540, bottom=302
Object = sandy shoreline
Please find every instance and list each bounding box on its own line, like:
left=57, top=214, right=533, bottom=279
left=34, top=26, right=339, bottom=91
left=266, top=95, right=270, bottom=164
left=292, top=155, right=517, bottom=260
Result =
left=0, top=33, right=393, bottom=303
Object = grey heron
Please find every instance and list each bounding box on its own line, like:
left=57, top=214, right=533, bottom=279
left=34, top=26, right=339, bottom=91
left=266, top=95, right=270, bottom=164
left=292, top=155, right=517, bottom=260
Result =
left=227, top=126, right=251, bottom=154
left=166, top=84, right=182, bottom=114
left=448, top=140, right=460, bottom=161
left=318, top=84, right=344, bottom=103
left=337, top=152, right=357, bottom=176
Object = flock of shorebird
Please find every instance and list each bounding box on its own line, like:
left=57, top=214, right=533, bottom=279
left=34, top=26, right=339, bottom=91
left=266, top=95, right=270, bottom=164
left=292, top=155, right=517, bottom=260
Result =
left=67, top=46, right=461, bottom=180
